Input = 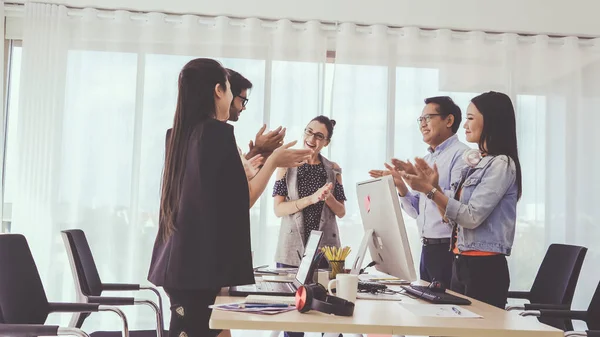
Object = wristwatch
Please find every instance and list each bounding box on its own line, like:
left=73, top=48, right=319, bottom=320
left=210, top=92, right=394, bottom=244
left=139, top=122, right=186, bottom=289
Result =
left=426, top=187, right=438, bottom=199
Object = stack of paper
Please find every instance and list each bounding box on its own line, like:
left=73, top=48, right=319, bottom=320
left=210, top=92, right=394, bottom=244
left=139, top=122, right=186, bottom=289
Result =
left=210, top=302, right=295, bottom=315
left=245, top=295, right=297, bottom=306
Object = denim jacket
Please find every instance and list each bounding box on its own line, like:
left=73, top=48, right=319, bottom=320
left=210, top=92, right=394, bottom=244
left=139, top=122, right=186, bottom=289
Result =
left=444, top=154, right=518, bottom=255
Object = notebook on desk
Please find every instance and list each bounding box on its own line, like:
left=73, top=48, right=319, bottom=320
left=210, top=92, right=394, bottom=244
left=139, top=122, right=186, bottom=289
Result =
left=229, top=230, right=323, bottom=297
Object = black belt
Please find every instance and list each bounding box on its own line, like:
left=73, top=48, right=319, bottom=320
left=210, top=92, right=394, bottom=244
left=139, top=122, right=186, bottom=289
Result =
left=422, top=237, right=451, bottom=246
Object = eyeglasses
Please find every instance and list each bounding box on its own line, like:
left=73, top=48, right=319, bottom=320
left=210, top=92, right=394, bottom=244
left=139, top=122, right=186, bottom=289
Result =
left=237, top=95, right=249, bottom=107
left=304, top=129, right=326, bottom=141
left=417, top=114, right=445, bottom=124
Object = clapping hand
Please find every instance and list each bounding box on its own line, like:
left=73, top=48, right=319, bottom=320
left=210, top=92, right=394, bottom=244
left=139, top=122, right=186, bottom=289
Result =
left=250, top=124, right=286, bottom=155
left=368, top=166, right=405, bottom=188
left=310, top=182, right=333, bottom=204
left=391, top=158, right=418, bottom=176
left=242, top=154, right=263, bottom=180
left=269, top=141, right=313, bottom=168
left=398, top=158, right=439, bottom=193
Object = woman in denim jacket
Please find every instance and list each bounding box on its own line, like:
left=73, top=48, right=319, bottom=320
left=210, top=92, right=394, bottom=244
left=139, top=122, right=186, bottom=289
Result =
left=399, top=91, right=522, bottom=308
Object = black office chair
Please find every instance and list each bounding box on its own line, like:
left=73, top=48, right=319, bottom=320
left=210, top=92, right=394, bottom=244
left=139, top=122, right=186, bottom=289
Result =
left=565, top=331, right=600, bottom=337
left=0, top=323, right=91, bottom=337
left=0, top=234, right=129, bottom=337
left=61, top=229, right=164, bottom=337
left=521, top=280, right=600, bottom=331
left=506, top=243, right=587, bottom=330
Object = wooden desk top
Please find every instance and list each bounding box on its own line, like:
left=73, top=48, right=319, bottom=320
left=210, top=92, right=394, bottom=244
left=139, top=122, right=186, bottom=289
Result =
left=210, top=284, right=562, bottom=337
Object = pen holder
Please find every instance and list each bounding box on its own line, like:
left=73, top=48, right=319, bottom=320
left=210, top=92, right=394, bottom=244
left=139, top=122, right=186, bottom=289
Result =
left=329, top=260, right=345, bottom=279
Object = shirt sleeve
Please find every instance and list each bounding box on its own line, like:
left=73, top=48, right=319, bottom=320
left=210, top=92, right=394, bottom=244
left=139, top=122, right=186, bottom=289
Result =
left=272, top=177, right=288, bottom=197
left=399, top=190, right=420, bottom=219
left=333, top=181, right=347, bottom=201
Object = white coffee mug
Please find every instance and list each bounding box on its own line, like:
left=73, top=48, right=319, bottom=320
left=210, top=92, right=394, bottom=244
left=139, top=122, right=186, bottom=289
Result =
left=327, top=273, right=358, bottom=303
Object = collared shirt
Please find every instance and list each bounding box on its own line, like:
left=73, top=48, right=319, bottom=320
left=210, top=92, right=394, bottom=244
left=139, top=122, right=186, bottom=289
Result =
left=399, top=134, right=469, bottom=239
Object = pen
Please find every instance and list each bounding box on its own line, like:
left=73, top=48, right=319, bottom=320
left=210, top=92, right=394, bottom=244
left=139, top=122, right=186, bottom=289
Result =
left=241, top=303, right=290, bottom=308
left=452, top=306, right=462, bottom=315
left=254, top=270, right=279, bottom=275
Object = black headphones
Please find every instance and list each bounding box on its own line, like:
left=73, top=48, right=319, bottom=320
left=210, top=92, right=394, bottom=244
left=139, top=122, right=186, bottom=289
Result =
left=294, top=283, right=355, bottom=316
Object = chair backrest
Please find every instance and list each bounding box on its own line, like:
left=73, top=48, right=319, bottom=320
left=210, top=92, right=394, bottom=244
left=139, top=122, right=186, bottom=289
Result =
left=61, top=230, right=104, bottom=296
left=0, top=234, right=50, bottom=324
left=529, top=244, right=587, bottom=331
left=529, top=244, right=587, bottom=305
left=587, top=281, right=600, bottom=330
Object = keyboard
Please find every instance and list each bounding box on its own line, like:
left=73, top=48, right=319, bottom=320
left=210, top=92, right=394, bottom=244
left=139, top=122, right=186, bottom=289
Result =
left=402, top=285, right=472, bottom=305
left=358, top=281, right=388, bottom=292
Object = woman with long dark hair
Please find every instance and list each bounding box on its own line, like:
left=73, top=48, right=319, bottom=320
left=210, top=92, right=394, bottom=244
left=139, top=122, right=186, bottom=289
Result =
left=398, top=91, right=522, bottom=308
left=147, top=58, right=312, bottom=337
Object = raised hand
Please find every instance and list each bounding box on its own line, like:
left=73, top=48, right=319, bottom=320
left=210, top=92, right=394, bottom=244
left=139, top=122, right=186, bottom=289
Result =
left=252, top=124, right=287, bottom=154
left=398, top=158, right=437, bottom=194
left=391, top=158, right=418, bottom=176
left=383, top=163, right=408, bottom=188
left=242, top=154, right=263, bottom=180
left=368, top=169, right=391, bottom=178
left=309, top=182, right=333, bottom=204
left=269, top=141, right=313, bottom=168
left=414, top=157, right=439, bottom=189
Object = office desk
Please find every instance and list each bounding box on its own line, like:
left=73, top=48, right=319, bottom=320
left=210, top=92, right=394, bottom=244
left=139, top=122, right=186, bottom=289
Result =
left=210, top=286, right=562, bottom=337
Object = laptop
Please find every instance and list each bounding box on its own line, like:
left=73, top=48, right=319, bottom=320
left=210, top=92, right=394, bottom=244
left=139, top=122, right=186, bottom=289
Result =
left=229, top=230, right=323, bottom=297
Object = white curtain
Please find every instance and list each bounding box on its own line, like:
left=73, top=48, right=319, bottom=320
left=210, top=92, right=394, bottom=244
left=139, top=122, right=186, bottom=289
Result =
left=0, top=0, right=5, bottom=224
left=333, top=26, right=600, bottom=326
left=11, top=2, right=326, bottom=331
left=8, top=1, right=600, bottom=334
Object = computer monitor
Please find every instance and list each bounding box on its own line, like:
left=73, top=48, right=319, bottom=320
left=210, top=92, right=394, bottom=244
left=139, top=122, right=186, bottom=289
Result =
left=356, top=175, right=417, bottom=281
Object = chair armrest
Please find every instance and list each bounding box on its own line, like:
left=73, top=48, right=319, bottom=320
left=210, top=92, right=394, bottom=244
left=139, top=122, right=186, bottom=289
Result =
left=48, top=302, right=100, bottom=313
left=524, top=303, right=570, bottom=311
left=86, top=296, right=135, bottom=306
left=565, top=332, right=589, bottom=337
left=507, top=290, right=530, bottom=299
left=0, top=324, right=59, bottom=336
left=538, top=309, right=588, bottom=321
left=102, top=283, right=140, bottom=291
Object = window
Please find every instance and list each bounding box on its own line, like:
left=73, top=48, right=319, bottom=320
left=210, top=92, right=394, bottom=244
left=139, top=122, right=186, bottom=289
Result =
left=2, top=45, right=21, bottom=232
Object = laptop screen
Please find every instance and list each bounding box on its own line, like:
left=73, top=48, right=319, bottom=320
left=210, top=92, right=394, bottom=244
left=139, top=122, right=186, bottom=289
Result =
left=295, top=230, right=323, bottom=285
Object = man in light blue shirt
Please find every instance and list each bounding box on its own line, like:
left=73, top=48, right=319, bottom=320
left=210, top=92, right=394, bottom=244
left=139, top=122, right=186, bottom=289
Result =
left=370, top=96, right=468, bottom=287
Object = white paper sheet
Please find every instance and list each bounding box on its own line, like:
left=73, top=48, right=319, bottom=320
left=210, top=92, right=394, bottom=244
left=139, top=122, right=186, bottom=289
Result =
left=399, top=303, right=482, bottom=318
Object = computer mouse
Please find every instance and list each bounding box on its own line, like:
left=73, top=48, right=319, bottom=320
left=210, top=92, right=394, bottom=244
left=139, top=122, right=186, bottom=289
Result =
left=429, top=280, right=446, bottom=293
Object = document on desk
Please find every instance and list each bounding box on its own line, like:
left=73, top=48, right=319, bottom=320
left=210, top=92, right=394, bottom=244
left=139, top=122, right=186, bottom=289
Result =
left=210, top=302, right=295, bottom=315
left=399, top=303, right=482, bottom=318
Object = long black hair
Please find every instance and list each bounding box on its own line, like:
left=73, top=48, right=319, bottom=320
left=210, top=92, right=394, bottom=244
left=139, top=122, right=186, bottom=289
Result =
left=159, top=58, right=229, bottom=241
left=471, top=91, right=522, bottom=199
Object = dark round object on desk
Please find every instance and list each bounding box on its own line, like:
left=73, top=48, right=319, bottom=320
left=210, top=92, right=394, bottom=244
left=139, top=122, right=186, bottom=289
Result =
left=428, top=280, right=446, bottom=293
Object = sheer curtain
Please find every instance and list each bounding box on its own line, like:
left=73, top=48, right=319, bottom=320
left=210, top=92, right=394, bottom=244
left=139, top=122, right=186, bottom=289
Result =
left=11, top=2, right=326, bottom=331
left=0, top=0, right=4, bottom=224
left=333, top=25, right=600, bottom=323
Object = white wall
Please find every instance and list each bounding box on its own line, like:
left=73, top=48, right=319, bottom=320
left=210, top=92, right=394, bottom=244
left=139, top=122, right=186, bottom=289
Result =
left=13, top=0, right=600, bottom=37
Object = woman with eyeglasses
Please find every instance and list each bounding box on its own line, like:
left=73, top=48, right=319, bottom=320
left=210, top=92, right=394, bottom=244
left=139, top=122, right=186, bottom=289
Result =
left=273, top=116, right=346, bottom=265
left=397, top=91, right=522, bottom=309
left=272, top=116, right=346, bottom=337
